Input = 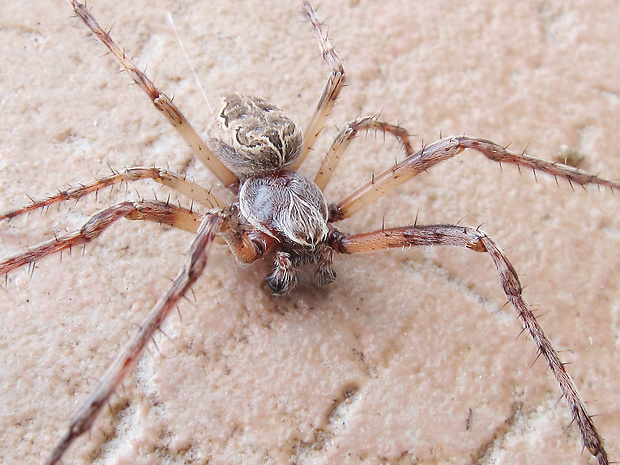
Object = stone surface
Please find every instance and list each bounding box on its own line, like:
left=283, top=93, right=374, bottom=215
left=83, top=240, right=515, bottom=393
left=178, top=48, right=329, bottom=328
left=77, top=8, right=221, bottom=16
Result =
left=1, top=0, right=618, bottom=464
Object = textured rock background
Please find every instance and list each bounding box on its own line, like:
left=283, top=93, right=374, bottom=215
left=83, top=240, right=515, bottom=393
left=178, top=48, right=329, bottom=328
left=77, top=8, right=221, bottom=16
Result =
left=1, top=0, right=618, bottom=464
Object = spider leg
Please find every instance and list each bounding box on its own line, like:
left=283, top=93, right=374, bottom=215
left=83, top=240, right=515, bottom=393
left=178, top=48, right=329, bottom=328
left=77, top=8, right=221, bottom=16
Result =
left=0, top=167, right=226, bottom=223
left=44, top=213, right=224, bottom=465
left=218, top=213, right=276, bottom=265
left=290, top=1, right=346, bottom=170
left=0, top=201, right=205, bottom=275
left=333, top=136, right=620, bottom=220
left=68, top=0, right=238, bottom=188
left=314, top=116, right=413, bottom=191
left=330, top=224, right=608, bottom=465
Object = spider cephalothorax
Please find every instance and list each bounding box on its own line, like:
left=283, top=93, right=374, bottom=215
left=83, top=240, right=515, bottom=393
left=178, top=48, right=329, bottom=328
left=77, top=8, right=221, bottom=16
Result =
left=236, top=167, right=334, bottom=293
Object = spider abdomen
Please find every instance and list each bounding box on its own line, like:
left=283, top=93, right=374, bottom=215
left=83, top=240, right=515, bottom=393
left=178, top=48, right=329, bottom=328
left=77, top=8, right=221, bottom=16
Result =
left=206, top=94, right=303, bottom=178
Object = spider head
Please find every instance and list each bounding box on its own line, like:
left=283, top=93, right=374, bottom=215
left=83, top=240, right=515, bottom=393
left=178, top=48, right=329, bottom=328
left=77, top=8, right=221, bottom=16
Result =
left=237, top=169, right=333, bottom=294
left=239, top=170, right=329, bottom=248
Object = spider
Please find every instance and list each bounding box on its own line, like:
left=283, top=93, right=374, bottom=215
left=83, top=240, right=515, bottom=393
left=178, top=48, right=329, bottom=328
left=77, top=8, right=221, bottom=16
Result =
left=1, top=0, right=620, bottom=462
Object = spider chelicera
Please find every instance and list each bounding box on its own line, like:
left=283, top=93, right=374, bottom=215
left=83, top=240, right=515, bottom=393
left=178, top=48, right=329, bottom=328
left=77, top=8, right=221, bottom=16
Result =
left=1, top=0, right=618, bottom=464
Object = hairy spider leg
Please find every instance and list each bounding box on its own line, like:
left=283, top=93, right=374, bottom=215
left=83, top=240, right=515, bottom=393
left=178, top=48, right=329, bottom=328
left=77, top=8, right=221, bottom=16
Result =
left=0, top=167, right=226, bottom=224
left=329, top=224, right=608, bottom=464
left=0, top=201, right=202, bottom=274
left=333, top=136, right=620, bottom=220
left=44, top=214, right=224, bottom=465
left=69, top=0, right=237, bottom=187
left=314, top=116, right=414, bottom=191
left=290, top=1, right=346, bottom=170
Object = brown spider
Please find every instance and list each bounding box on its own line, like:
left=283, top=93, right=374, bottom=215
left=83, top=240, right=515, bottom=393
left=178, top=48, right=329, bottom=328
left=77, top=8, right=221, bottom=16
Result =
left=1, top=0, right=619, bottom=464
